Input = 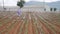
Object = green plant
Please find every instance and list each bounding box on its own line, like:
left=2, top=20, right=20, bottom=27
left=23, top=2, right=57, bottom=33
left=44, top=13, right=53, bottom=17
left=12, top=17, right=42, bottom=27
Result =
left=17, top=0, right=25, bottom=8
left=50, top=8, right=52, bottom=11
left=54, top=8, right=57, bottom=11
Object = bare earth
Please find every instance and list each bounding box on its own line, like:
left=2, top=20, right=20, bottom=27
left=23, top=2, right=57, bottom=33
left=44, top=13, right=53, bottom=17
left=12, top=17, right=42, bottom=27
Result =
left=0, top=11, right=60, bottom=34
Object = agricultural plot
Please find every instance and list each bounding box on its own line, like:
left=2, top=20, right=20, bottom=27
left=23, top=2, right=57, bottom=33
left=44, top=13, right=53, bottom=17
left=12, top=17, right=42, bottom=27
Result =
left=0, top=11, right=60, bottom=34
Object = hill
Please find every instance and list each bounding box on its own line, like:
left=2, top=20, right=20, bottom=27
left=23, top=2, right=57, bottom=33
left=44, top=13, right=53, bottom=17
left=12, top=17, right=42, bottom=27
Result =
left=24, top=1, right=60, bottom=10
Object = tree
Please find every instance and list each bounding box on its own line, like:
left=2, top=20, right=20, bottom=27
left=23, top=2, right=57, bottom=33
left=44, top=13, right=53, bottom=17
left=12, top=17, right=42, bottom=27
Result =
left=17, top=0, right=25, bottom=8
left=17, top=0, right=25, bottom=16
left=44, top=8, right=46, bottom=11
left=54, top=8, right=57, bottom=11
left=50, top=8, right=53, bottom=11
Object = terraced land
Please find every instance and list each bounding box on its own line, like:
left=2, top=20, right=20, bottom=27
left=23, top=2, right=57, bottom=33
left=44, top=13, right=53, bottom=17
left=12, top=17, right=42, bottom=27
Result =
left=0, top=11, right=60, bottom=34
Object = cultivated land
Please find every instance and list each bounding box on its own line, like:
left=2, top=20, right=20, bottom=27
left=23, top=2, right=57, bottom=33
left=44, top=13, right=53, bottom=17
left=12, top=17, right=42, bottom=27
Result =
left=0, top=11, right=60, bottom=34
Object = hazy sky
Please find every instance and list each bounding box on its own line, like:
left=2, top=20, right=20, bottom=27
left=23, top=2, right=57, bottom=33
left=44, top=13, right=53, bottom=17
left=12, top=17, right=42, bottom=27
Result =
left=0, top=0, right=60, bottom=6
left=25, top=0, right=59, bottom=2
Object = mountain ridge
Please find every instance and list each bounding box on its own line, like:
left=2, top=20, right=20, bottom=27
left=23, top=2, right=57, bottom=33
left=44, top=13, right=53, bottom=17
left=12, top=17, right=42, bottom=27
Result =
left=24, top=1, right=60, bottom=10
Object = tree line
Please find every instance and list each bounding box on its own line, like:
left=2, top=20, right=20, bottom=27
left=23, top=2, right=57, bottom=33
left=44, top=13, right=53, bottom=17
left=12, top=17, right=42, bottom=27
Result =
left=50, top=8, right=57, bottom=11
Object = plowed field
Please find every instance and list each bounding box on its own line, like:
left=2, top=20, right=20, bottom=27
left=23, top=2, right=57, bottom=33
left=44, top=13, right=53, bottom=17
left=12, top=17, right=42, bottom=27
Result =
left=0, top=11, right=60, bottom=34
